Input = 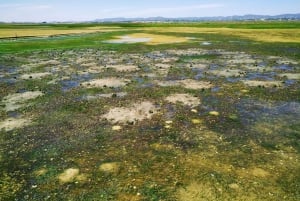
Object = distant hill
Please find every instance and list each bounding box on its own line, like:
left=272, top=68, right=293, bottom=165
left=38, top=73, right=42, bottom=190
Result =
left=94, top=14, right=300, bottom=22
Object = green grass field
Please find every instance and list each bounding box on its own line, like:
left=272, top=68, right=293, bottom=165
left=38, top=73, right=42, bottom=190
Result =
left=0, top=22, right=299, bottom=201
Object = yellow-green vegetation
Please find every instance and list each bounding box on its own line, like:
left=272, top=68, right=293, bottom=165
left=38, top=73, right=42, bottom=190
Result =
left=0, top=26, right=125, bottom=38
left=0, top=21, right=299, bottom=200
left=141, top=27, right=300, bottom=43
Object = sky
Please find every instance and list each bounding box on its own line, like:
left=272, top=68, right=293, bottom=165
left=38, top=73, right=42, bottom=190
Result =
left=0, top=0, right=299, bottom=22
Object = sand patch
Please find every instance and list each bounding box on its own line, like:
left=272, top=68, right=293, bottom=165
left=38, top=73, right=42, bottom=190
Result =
left=58, top=168, right=79, bottom=184
left=155, top=79, right=213, bottom=90
left=227, top=58, right=258, bottom=64
left=161, top=57, right=179, bottom=63
left=0, top=117, right=32, bottom=131
left=102, top=101, right=158, bottom=124
left=80, top=62, right=99, bottom=67
left=1, top=91, right=44, bottom=112
left=80, top=65, right=105, bottom=74
left=180, top=79, right=213, bottom=90
left=38, top=60, right=61, bottom=66
left=155, top=63, right=172, bottom=69
left=81, top=77, right=130, bottom=88
left=106, top=33, right=189, bottom=45
left=106, top=64, right=139, bottom=72
left=20, top=72, right=51, bottom=80
left=153, top=63, right=172, bottom=76
left=155, top=80, right=180, bottom=87
left=209, top=69, right=245, bottom=77
left=99, top=162, right=120, bottom=174
left=276, top=59, right=298, bottom=65
left=279, top=73, right=300, bottom=80
left=242, top=80, right=283, bottom=88
left=165, top=93, right=200, bottom=107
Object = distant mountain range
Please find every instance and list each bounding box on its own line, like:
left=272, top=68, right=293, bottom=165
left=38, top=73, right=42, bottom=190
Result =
left=94, top=14, right=300, bottom=22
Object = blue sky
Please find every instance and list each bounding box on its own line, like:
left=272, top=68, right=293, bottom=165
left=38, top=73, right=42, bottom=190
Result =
left=0, top=0, right=299, bottom=22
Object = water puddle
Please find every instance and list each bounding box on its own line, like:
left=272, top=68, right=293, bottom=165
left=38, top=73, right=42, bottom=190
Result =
left=274, top=64, right=294, bottom=71
left=60, top=73, right=93, bottom=91
left=237, top=99, right=300, bottom=125
left=246, top=72, right=277, bottom=81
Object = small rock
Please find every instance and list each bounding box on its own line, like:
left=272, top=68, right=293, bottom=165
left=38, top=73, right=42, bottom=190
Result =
left=191, top=109, right=198, bottom=113
left=165, top=120, right=173, bottom=124
left=191, top=119, right=202, bottom=124
left=164, top=125, right=172, bottom=129
left=209, top=111, right=219, bottom=116
left=112, top=125, right=122, bottom=131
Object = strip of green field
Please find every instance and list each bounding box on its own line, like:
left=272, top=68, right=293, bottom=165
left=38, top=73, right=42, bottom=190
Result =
left=0, top=22, right=300, bottom=58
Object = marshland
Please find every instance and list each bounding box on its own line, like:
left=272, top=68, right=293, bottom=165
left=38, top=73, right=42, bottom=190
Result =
left=0, top=21, right=299, bottom=200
